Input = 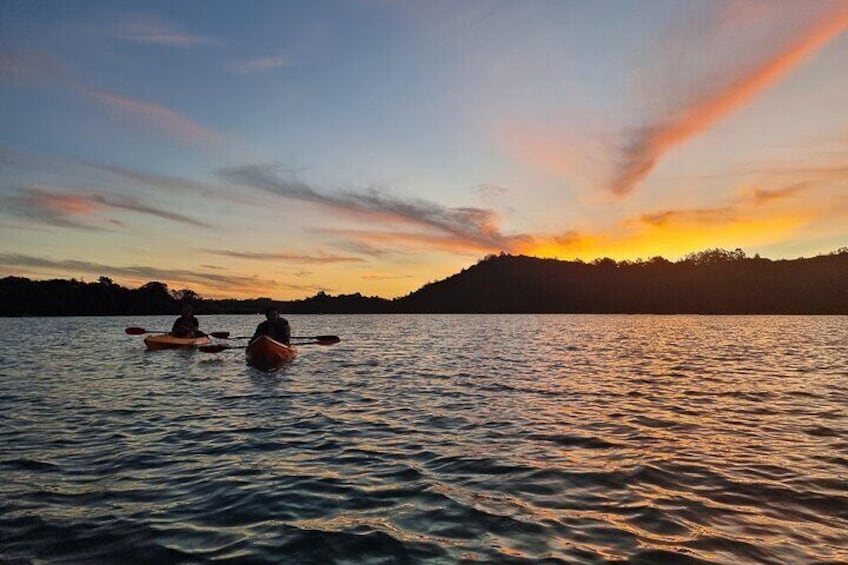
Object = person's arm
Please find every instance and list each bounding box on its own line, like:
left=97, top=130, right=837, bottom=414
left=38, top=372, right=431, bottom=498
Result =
left=251, top=321, right=265, bottom=341
left=282, top=319, right=291, bottom=345
left=192, top=316, right=206, bottom=337
left=171, top=318, right=182, bottom=336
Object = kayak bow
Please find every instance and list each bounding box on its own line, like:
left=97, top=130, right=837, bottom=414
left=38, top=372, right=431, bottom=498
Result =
left=246, top=335, right=297, bottom=371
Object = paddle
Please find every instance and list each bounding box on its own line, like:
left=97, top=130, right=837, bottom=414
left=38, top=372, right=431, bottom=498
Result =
left=210, top=332, right=246, bottom=339
left=210, top=331, right=339, bottom=343
left=294, top=336, right=341, bottom=345
left=125, top=326, right=211, bottom=337
left=199, top=336, right=341, bottom=353
left=125, top=327, right=168, bottom=335
left=199, top=344, right=245, bottom=353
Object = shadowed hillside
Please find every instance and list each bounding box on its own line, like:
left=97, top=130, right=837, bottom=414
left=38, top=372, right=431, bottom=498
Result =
left=1, top=248, right=846, bottom=316
left=394, top=248, right=848, bottom=314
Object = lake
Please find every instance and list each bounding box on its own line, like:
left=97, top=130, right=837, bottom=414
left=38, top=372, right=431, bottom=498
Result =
left=1, top=314, right=846, bottom=564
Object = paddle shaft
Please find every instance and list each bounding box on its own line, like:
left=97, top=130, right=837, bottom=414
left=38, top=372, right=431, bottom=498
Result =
left=211, top=332, right=339, bottom=342
left=125, top=327, right=168, bottom=335
left=200, top=337, right=339, bottom=353
left=126, top=326, right=209, bottom=337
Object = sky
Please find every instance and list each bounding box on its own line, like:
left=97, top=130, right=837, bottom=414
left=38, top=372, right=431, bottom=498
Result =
left=1, top=0, right=847, bottom=299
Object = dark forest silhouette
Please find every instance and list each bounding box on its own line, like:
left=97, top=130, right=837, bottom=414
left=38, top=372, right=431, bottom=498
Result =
left=2, top=247, right=846, bottom=316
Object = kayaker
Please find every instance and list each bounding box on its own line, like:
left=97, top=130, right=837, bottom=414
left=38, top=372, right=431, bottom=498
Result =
left=171, top=303, right=205, bottom=338
left=251, top=306, right=291, bottom=345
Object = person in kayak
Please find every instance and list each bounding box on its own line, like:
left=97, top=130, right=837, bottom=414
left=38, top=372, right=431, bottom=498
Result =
left=171, top=303, right=205, bottom=338
left=251, top=306, right=291, bottom=345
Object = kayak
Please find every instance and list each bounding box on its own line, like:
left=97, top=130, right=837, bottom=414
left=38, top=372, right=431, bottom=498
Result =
left=246, top=335, right=298, bottom=371
left=144, top=334, right=212, bottom=351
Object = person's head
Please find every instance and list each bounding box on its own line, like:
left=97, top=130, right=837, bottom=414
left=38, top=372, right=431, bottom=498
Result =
left=264, top=306, right=280, bottom=321
left=180, top=303, right=193, bottom=317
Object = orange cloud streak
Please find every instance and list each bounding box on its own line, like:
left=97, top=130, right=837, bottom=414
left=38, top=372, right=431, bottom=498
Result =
left=612, top=6, right=848, bottom=195
left=27, top=192, right=103, bottom=215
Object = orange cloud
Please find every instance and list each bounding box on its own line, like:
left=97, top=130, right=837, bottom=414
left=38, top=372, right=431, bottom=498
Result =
left=26, top=191, right=103, bottom=215
left=17, top=185, right=211, bottom=228
left=611, top=6, right=848, bottom=195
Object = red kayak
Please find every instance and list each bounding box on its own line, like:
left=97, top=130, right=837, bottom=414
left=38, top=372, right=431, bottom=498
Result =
left=246, top=335, right=298, bottom=371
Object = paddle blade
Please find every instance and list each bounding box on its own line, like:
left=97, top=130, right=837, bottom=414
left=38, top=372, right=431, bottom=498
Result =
left=291, top=336, right=340, bottom=345
left=292, top=335, right=340, bottom=344
left=125, top=327, right=147, bottom=335
left=315, top=336, right=340, bottom=345
left=210, top=332, right=253, bottom=340
left=199, top=344, right=229, bottom=353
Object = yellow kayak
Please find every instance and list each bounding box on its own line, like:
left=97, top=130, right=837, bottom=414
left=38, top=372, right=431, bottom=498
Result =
left=144, top=334, right=212, bottom=351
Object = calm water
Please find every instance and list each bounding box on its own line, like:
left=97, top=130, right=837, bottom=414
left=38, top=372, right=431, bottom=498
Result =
left=1, top=314, right=846, bottom=564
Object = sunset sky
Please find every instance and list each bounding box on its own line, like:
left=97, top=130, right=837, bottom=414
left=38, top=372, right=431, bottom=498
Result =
left=2, top=1, right=847, bottom=299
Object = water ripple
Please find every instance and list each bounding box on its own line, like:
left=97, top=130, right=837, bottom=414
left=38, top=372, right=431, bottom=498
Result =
left=1, top=314, right=847, bottom=563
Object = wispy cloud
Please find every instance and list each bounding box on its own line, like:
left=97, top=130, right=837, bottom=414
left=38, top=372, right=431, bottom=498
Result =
left=218, top=163, right=530, bottom=250
left=90, top=194, right=211, bottom=227
left=11, top=185, right=212, bottom=229
left=227, top=55, right=288, bottom=74
left=640, top=207, right=737, bottom=227
left=203, top=249, right=366, bottom=264
left=610, top=4, right=848, bottom=195
left=749, top=184, right=808, bottom=205
left=114, top=16, right=216, bottom=47
left=315, top=228, right=521, bottom=256
left=0, top=51, right=223, bottom=147
left=0, top=146, right=249, bottom=211
left=4, top=195, right=104, bottom=231
left=0, top=253, right=256, bottom=288
left=79, top=160, right=222, bottom=196
left=24, top=190, right=102, bottom=216
left=328, top=239, right=392, bottom=258
left=83, top=87, right=222, bottom=146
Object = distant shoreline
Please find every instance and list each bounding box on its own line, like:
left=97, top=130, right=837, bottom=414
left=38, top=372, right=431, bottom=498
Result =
left=3, top=247, right=847, bottom=316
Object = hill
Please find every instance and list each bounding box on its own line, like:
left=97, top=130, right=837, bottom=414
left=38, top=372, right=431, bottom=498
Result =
left=395, top=248, right=848, bottom=314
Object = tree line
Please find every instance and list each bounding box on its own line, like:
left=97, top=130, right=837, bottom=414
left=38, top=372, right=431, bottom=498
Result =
left=1, top=247, right=846, bottom=316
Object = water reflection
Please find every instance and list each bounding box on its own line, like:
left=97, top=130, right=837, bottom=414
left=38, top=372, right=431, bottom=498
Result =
left=1, top=314, right=846, bottom=563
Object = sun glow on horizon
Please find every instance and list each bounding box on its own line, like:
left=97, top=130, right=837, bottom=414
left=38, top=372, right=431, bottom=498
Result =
left=520, top=212, right=814, bottom=264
